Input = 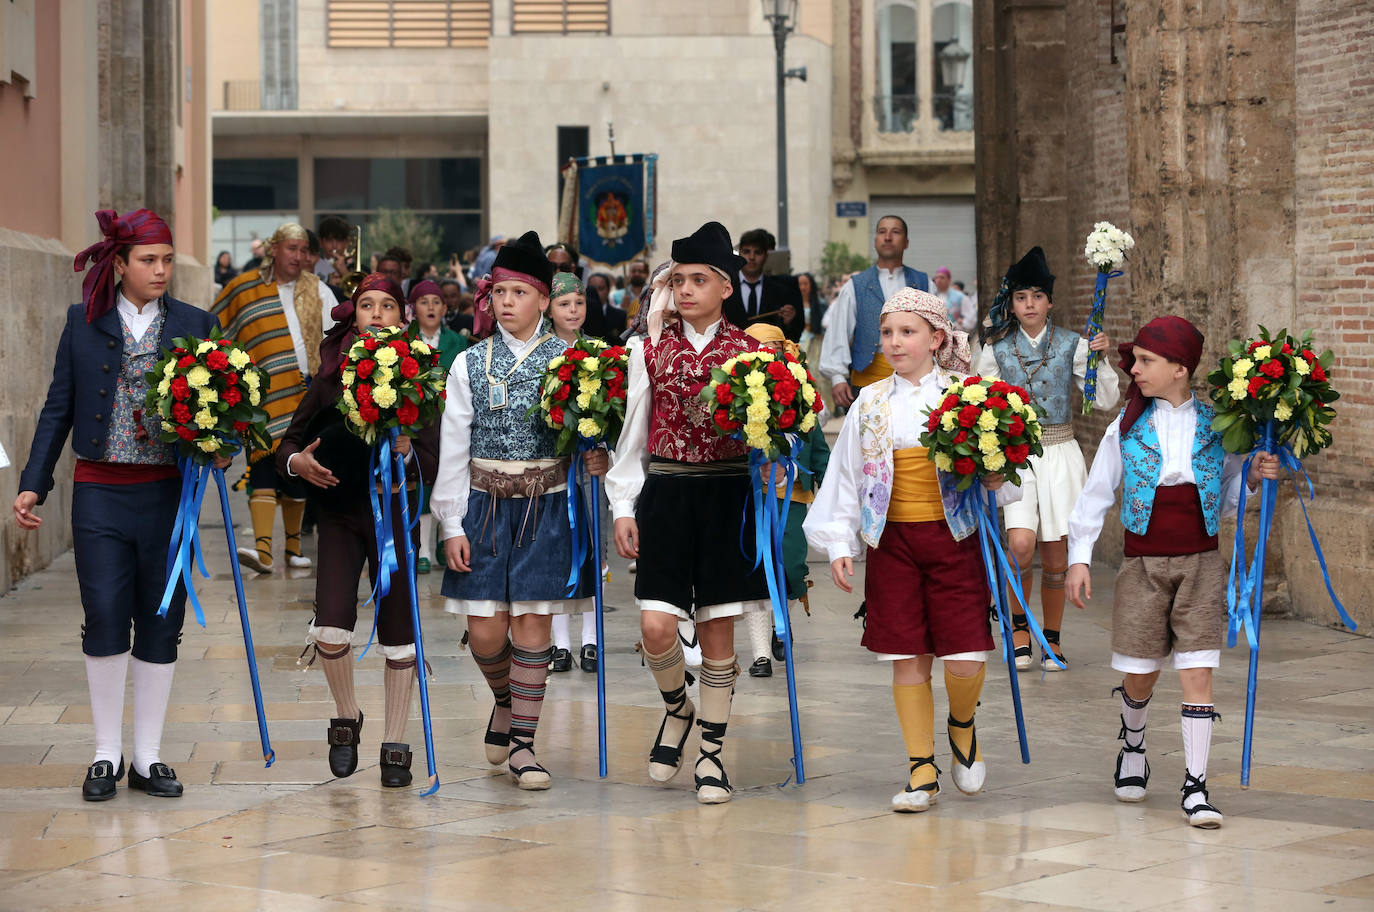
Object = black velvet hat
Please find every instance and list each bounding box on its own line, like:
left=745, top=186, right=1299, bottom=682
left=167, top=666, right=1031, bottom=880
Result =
left=492, top=230, right=554, bottom=290
left=1004, top=246, right=1055, bottom=299
left=671, top=221, right=746, bottom=278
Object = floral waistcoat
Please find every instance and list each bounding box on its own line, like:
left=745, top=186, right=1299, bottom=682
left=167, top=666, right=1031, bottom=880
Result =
left=1120, top=400, right=1225, bottom=536
left=644, top=320, right=757, bottom=463
left=467, top=333, right=565, bottom=460
left=855, top=371, right=976, bottom=547
left=990, top=323, right=1080, bottom=425
left=106, top=307, right=175, bottom=465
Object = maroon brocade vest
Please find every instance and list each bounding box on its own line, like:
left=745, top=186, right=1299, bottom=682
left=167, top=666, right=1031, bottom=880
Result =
left=644, top=319, right=758, bottom=463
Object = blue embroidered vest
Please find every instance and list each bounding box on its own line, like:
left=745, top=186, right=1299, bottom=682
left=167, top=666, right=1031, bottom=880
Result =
left=1120, top=401, right=1225, bottom=536
left=850, top=265, right=928, bottom=373
left=990, top=323, right=1079, bottom=425
left=467, top=333, right=565, bottom=460
left=107, top=306, right=175, bottom=465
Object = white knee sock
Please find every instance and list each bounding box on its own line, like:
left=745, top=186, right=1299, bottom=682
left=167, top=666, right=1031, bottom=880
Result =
left=677, top=618, right=702, bottom=666
left=85, top=652, right=130, bottom=766
left=418, top=513, right=434, bottom=562
left=1181, top=703, right=1216, bottom=808
left=1118, top=686, right=1150, bottom=781
left=580, top=611, right=597, bottom=647
left=744, top=610, right=772, bottom=662
left=131, top=658, right=176, bottom=777
left=551, top=614, right=571, bottom=652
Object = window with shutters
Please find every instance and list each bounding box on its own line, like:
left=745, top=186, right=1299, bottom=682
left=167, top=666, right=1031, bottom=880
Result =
left=511, top=1, right=610, bottom=35
left=326, top=0, right=491, bottom=48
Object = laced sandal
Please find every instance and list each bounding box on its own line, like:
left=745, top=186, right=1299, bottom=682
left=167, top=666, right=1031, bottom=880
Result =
left=693, top=719, right=733, bottom=804
left=508, top=735, right=551, bottom=790
left=237, top=537, right=274, bottom=574
left=1041, top=628, right=1067, bottom=672
left=947, top=715, right=986, bottom=795
left=648, top=685, right=696, bottom=782
left=1113, top=714, right=1150, bottom=802
left=1180, top=772, right=1223, bottom=828
left=484, top=703, right=511, bottom=766
left=1011, top=613, right=1032, bottom=670
left=284, top=533, right=312, bottom=568
left=892, top=755, right=941, bottom=813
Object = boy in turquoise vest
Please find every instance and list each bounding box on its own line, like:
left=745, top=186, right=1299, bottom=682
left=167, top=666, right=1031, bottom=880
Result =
left=1066, top=316, right=1277, bottom=828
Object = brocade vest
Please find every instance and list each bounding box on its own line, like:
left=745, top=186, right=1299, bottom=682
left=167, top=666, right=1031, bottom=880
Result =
left=850, top=265, right=928, bottom=373
left=107, top=306, right=175, bottom=465
left=1120, top=401, right=1226, bottom=537
left=643, top=320, right=757, bottom=463
left=990, top=323, right=1080, bottom=425
left=466, top=333, right=565, bottom=460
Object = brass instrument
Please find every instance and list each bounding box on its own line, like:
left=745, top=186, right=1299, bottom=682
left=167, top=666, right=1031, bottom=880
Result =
left=339, top=223, right=367, bottom=295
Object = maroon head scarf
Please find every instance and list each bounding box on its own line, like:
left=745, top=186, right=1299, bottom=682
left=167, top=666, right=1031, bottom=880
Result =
left=319, top=273, right=406, bottom=379
left=1117, top=315, right=1205, bottom=435
left=73, top=209, right=174, bottom=323
left=408, top=279, right=443, bottom=304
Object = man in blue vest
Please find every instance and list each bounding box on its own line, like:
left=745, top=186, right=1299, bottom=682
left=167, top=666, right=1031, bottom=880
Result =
left=819, top=215, right=930, bottom=407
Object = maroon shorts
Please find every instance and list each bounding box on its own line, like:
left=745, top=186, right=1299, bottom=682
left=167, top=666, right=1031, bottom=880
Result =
left=861, top=520, right=994, bottom=657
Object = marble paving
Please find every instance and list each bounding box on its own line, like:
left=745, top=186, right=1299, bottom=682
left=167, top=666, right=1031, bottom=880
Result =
left=0, top=500, right=1370, bottom=911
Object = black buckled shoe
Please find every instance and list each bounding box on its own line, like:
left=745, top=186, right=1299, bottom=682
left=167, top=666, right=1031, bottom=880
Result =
left=380, top=742, right=413, bottom=788
left=748, top=657, right=773, bottom=678
left=129, top=762, right=183, bottom=798
left=82, top=757, right=124, bottom=802
left=579, top=643, right=598, bottom=673
left=327, top=711, right=364, bottom=778
left=771, top=632, right=787, bottom=662
left=550, top=648, right=573, bottom=673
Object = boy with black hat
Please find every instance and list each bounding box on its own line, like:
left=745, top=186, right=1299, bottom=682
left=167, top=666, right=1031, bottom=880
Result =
left=975, top=246, right=1118, bottom=671
left=432, top=230, right=605, bottom=790
left=1066, top=316, right=1277, bottom=828
left=606, top=221, right=771, bottom=804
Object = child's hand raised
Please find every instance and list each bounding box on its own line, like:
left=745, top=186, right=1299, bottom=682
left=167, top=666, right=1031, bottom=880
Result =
left=1066, top=563, right=1092, bottom=610
left=1088, top=332, right=1110, bottom=352
left=830, top=556, right=854, bottom=593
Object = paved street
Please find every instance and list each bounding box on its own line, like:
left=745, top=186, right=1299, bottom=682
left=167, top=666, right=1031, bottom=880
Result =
left=0, top=497, right=1370, bottom=911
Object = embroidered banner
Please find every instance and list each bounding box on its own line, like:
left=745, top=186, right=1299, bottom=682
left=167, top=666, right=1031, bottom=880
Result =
left=572, top=154, right=657, bottom=267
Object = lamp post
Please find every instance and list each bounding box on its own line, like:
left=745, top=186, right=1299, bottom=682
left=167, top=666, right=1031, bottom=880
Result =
left=938, top=40, right=971, bottom=131
left=762, top=0, right=806, bottom=250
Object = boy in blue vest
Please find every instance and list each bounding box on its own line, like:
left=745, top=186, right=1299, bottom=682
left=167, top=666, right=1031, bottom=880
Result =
left=1066, top=316, right=1277, bottom=828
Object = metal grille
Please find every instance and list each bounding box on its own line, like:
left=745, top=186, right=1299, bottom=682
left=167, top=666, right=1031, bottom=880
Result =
left=326, top=1, right=492, bottom=48
left=511, top=1, right=610, bottom=35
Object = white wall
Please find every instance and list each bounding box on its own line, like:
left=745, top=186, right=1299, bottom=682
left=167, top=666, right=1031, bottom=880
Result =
left=487, top=33, right=832, bottom=271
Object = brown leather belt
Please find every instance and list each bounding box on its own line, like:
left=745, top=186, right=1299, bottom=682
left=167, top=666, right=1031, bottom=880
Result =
left=471, top=459, right=569, bottom=499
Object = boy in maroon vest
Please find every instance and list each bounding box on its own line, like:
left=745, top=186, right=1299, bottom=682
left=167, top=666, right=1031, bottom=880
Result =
left=607, top=222, right=770, bottom=804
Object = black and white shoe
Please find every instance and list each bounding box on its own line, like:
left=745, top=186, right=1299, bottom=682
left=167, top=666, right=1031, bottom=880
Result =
left=1180, top=773, right=1223, bottom=828
left=1113, top=714, right=1150, bottom=802
left=550, top=648, right=573, bottom=672
left=892, top=755, right=941, bottom=813
left=648, top=686, right=696, bottom=783
left=129, top=762, right=183, bottom=798
left=82, top=757, right=124, bottom=802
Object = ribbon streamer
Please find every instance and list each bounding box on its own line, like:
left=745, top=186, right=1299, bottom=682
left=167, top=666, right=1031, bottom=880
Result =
left=358, top=436, right=400, bottom=659
left=158, top=456, right=213, bottom=626
left=589, top=474, right=609, bottom=779
left=1081, top=270, right=1122, bottom=415
left=561, top=440, right=609, bottom=777
left=1225, top=421, right=1356, bottom=787
left=564, top=449, right=588, bottom=596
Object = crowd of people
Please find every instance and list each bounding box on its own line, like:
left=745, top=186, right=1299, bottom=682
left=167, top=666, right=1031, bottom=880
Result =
left=13, top=207, right=1278, bottom=831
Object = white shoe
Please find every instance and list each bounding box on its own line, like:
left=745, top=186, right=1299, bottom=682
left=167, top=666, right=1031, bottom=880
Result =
left=892, top=782, right=940, bottom=813
left=237, top=547, right=273, bottom=574
left=1115, top=783, right=1147, bottom=802
left=287, top=552, right=312, bottom=568
left=696, top=783, right=733, bottom=805
left=950, top=759, right=986, bottom=795
left=1042, top=652, right=1068, bottom=672
left=1014, top=649, right=1033, bottom=671
left=1181, top=773, right=1223, bottom=828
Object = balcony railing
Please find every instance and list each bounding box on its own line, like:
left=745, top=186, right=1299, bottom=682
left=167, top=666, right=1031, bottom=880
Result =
left=222, top=80, right=261, bottom=111
left=875, top=94, right=918, bottom=134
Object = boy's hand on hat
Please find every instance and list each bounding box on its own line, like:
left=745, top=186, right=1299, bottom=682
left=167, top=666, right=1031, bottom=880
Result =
left=1066, top=563, right=1092, bottom=610
left=12, top=492, right=41, bottom=531
left=585, top=449, right=609, bottom=476
left=614, top=517, right=639, bottom=559
left=981, top=473, right=1006, bottom=491
left=830, top=557, right=854, bottom=594
left=1088, top=332, right=1110, bottom=352
left=445, top=535, right=471, bottom=572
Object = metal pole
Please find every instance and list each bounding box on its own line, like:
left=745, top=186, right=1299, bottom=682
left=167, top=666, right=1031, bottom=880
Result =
left=773, top=22, right=789, bottom=249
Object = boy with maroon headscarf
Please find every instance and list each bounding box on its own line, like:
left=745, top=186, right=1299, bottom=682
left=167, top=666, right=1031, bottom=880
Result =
left=1066, top=316, right=1277, bottom=828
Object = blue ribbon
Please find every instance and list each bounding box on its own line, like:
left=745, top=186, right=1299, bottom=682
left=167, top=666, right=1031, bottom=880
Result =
left=565, top=448, right=590, bottom=596
left=588, top=474, right=609, bottom=779
left=1081, top=270, right=1122, bottom=415
left=358, top=435, right=400, bottom=659
left=158, top=455, right=213, bottom=627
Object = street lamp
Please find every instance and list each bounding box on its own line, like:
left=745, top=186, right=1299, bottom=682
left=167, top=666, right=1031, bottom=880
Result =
left=937, top=40, right=971, bottom=131
left=762, top=0, right=806, bottom=250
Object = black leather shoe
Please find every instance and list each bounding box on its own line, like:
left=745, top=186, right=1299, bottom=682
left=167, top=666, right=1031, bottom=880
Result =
left=748, top=657, right=773, bottom=678
left=771, top=633, right=787, bottom=662
left=328, top=711, right=364, bottom=778
left=579, top=644, right=598, bottom=673
left=82, top=757, right=124, bottom=802
left=379, top=742, right=413, bottom=788
left=128, top=762, right=183, bottom=798
left=550, top=648, right=573, bottom=673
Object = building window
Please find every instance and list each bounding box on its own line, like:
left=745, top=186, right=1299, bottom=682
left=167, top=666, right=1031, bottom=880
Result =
left=326, top=0, right=492, bottom=48
left=314, top=157, right=484, bottom=261
left=557, top=125, right=589, bottom=207
left=512, top=0, right=610, bottom=35
left=875, top=1, right=918, bottom=133
left=213, top=159, right=299, bottom=211
left=932, top=1, right=972, bottom=132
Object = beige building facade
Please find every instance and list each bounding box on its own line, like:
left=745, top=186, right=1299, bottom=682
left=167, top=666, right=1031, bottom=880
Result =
left=1, top=0, right=212, bottom=589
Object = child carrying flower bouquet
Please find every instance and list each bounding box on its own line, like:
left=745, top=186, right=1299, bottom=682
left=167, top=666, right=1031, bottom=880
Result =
left=278, top=273, right=441, bottom=788
left=805, top=288, right=1021, bottom=813
left=1065, top=316, right=1277, bottom=828
left=975, top=246, right=1119, bottom=672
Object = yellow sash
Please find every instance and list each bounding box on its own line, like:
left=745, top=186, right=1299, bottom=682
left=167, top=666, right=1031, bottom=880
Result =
left=850, top=351, right=893, bottom=388
left=889, top=446, right=944, bottom=523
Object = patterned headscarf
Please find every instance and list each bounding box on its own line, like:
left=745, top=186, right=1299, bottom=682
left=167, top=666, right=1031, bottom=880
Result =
left=881, top=286, right=971, bottom=371
left=1117, top=316, right=1205, bottom=435
left=73, top=209, right=174, bottom=323
left=550, top=271, right=584, bottom=300
left=258, top=223, right=308, bottom=283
